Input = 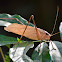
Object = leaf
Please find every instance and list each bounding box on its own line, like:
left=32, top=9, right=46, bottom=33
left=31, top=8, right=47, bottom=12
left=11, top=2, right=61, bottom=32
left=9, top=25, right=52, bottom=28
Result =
left=9, top=42, right=34, bottom=62
left=49, top=41, right=62, bottom=62
left=0, top=14, right=34, bottom=27
left=0, top=35, right=40, bottom=46
left=59, top=22, right=62, bottom=40
left=41, top=43, right=50, bottom=62
left=32, top=42, right=50, bottom=62
left=12, top=14, right=34, bottom=27
left=5, top=52, right=11, bottom=62
left=32, top=41, right=62, bottom=62
left=17, top=37, right=22, bottom=43
left=31, top=43, right=44, bottom=62
left=0, top=21, right=11, bottom=27
left=0, top=35, right=17, bottom=46
left=9, top=40, right=62, bottom=62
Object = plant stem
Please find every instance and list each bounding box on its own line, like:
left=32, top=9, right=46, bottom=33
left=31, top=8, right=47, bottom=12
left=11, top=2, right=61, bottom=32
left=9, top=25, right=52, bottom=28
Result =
left=0, top=47, right=6, bottom=62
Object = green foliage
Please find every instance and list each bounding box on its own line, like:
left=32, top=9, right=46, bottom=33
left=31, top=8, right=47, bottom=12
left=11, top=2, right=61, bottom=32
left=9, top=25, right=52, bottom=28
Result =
left=0, top=35, right=17, bottom=46
left=5, top=52, right=11, bottom=62
left=32, top=50, right=41, bottom=61
left=41, top=43, right=50, bottom=62
left=31, top=42, right=51, bottom=62
left=17, top=37, right=22, bottom=43
left=0, top=14, right=34, bottom=27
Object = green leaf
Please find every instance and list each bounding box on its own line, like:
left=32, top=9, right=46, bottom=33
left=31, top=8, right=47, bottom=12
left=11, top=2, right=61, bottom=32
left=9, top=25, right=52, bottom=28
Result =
left=42, top=43, right=50, bottom=62
left=52, top=41, right=62, bottom=56
left=59, top=22, right=62, bottom=40
left=31, top=42, right=50, bottom=62
left=0, top=14, right=34, bottom=27
left=17, top=37, right=22, bottom=43
left=12, top=14, right=34, bottom=27
left=49, top=41, right=62, bottom=62
left=5, top=52, right=11, bottom=62
left=9, top=41, right=34, bottom=62
left=0, top=35, right=17, bottom=46
left=32, top=50, right=41, bottom=62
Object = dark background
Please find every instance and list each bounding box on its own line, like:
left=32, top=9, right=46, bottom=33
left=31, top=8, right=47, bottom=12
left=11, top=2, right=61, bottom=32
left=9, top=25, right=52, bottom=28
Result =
left=0, top=0, right=62, bottom=62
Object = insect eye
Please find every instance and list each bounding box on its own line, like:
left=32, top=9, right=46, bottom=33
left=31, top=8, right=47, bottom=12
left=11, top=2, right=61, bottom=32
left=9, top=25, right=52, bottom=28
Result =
left=46, top=33, right=49, bottom=35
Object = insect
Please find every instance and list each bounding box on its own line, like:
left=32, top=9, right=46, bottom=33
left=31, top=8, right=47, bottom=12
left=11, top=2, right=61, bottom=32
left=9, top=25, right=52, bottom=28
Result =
left=0, top=6, right=59, bottom=43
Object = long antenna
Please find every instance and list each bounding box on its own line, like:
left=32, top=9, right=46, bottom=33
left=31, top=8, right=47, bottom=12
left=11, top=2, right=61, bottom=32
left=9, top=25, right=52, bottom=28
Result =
left=51, top=32, right=60, bottom=37
left=51, top=6, right=59, bottom=35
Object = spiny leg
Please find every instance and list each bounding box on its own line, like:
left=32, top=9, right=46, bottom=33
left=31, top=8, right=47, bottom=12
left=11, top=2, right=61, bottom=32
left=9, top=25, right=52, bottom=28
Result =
left=0, top=18, right=23, bottom=25
left=19, top=15, right=40, bottom=42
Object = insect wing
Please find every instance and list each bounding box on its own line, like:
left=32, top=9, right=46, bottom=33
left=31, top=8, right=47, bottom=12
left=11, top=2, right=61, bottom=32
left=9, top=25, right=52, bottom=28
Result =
left=4, top=23, right=40, bottom=40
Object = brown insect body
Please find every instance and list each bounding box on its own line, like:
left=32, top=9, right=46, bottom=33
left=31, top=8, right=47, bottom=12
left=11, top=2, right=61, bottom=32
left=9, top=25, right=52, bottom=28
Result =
left=4, top=23, right=51, bottom=40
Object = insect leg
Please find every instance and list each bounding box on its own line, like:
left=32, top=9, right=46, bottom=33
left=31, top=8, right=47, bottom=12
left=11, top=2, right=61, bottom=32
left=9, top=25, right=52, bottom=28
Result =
left=0, top=18, right=23, bottom=25
left=31, top=15, right=41, bottom=40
